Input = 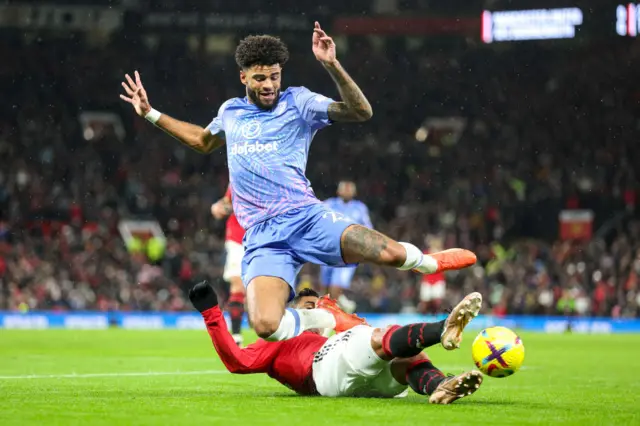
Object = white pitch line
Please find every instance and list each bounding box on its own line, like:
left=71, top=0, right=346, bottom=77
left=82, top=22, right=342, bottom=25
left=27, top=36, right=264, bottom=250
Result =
left=0, top=366, right=535, bottom=381
left=0, top=370, right=229, bottom=380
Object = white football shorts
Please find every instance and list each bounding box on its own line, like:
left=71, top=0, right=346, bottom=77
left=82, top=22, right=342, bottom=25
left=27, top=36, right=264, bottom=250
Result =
left=420, top=281, right=446, bottom=302
left=223, top=240, right=244, bottom=282
left=312, top=325, right=408, bottom=398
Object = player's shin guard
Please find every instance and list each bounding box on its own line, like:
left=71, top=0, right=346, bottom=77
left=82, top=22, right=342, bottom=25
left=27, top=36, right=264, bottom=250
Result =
left=406, top=359, right=446, bottom=396
left=382, top=321, right=446, bottom=358
left=228, top=292, right=245, bottom=336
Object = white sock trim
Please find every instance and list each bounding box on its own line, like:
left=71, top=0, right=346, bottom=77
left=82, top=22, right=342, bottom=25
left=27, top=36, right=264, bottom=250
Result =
left=299, top=308, right=336, bottom=330
left=398, top=242, right=423, bottom=270
left=265, top=308, right=337, bottom=342
left=265, top=309, right=297, bottom=341
left=397, top=242, right=438, bottom=274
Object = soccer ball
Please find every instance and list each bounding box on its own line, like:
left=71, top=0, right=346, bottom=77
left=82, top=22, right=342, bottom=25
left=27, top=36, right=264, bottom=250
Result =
left=471, top=326, right=525, bottom=378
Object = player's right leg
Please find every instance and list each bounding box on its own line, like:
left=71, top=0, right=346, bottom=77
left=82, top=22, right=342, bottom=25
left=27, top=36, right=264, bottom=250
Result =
left=244, top=263, right=339, bottom=341
left=319, top=291, right=482, bottom=355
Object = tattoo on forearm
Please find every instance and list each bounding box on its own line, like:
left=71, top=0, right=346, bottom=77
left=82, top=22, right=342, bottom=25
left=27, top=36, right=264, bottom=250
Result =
left=325, top=62, right=372, bottom=122
left=341, top=225, right=395, bottom=265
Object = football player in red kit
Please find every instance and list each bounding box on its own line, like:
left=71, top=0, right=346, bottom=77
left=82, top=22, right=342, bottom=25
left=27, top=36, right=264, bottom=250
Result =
left=419, top=236, right=447, bottom=314
left=189, top=281, right=483, bottom=403
left=211, top=185, right=246, bottom=346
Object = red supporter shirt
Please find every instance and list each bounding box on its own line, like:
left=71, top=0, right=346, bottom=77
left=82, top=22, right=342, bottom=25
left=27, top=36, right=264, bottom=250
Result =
left=224, top=186, right=245, bottom=244
left=422, top=250, right=445, bottom=285
left=202, top=306, right=327, bottom=395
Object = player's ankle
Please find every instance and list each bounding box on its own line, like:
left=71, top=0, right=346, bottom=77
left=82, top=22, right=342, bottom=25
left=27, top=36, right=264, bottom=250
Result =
left=406, top=360, right=445, bottom=395
left=396, top=242, right=437, bottom=273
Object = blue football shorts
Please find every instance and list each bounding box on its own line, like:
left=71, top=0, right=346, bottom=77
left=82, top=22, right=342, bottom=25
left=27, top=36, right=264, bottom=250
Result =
left=241, top=203, right=357, bottom=301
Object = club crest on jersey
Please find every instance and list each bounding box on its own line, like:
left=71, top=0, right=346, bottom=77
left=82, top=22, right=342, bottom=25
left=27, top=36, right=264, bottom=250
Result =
left=241, top=120, right=262, bottom=139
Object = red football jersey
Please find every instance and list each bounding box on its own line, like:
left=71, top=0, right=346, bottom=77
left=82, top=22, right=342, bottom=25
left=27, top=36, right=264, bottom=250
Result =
left=202, top=306, right=327, bottom=395
left=224, top=186, right=245, bottom=244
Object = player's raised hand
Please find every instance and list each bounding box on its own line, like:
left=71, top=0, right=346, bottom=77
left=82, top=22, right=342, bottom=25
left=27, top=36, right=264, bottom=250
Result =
left=312, top=21, right=337, bottom=64
left=119, top=70, right=151, bottom=117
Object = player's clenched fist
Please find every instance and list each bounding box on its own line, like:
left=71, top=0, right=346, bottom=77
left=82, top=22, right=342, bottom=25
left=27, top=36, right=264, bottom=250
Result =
left=189, top=281, right=219, bottom=313
left=119, top=70, right=152, bottom=117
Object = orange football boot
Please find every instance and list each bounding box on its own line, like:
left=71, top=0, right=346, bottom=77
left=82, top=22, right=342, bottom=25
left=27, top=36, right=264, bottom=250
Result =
left=414, top=249, right=477, bottom=274
left=316, top=295, right=368, bottom=333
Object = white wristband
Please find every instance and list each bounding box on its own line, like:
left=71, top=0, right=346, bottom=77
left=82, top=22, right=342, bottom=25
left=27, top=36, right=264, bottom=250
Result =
left=145, top=108, right=161, bottom=124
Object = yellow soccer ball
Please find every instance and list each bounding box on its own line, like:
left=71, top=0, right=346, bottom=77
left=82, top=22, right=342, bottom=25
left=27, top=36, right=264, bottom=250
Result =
left=471, top=326, right=525, bottom=378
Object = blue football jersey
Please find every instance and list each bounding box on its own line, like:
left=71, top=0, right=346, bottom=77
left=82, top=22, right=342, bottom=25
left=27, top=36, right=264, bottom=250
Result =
left=207, top=87, right=335, bottom=229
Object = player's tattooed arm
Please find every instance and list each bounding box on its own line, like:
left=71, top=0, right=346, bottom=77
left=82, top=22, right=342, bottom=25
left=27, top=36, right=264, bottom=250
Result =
left=324, top=61, right=373, bottom=122
left=119, top=70, right=224, bottom=154
left=311, top=22, right=372, bottom=122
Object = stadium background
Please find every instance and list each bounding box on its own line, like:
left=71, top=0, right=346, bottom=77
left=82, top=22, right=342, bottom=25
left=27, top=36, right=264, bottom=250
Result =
left=1, top=0, right=640, bottom=330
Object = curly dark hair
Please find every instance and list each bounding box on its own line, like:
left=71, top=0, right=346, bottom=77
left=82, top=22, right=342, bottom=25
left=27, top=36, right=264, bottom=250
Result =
left=235, top=35, right=290, bottom=70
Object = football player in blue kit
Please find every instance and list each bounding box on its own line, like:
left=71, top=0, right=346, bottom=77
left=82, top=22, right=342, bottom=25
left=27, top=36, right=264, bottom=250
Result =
left=321, top=181, right=372, bottom=313
left=120, top=22, right=476, bottom=343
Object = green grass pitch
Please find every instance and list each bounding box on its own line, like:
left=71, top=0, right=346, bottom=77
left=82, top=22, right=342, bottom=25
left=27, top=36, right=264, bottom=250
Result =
left=1, top=329, right=639, bottom=425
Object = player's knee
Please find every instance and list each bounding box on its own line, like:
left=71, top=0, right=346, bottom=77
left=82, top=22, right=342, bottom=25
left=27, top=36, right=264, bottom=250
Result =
left=252, top=316, right=280, bottom=339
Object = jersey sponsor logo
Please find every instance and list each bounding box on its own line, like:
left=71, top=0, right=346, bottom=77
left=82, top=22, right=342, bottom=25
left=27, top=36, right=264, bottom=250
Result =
left=230, top=141, right=279, bottom=155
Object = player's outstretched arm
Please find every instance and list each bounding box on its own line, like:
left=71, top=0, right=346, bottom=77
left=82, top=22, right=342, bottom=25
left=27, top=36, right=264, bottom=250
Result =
left=119, top=71, right=224, bottom=154
left=311, top=22, right=373, bottom=122
left=189, top=282, right=278, bottom=374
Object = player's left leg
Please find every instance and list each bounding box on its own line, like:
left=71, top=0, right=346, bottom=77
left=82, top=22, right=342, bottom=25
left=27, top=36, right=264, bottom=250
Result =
left=289, top=204, right=475, bottom=283
left=339, top=224, right=476, bottom=275
left=390, top=355, right=483, bottom=404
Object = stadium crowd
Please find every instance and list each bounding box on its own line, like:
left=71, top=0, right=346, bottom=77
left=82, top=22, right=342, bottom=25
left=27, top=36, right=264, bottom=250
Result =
left=0, top=31, right=639, bottom=317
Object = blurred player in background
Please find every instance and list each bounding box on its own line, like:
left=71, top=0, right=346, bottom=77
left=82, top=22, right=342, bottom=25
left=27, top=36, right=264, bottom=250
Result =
left=320, top=181, right=372, bottom=313
left=419, top=235, right=446, bottom=314
left=120, top=22, right=475, bottom=344
left=189, top=281, right=483, bottom=403
left=211, top=185, right=246, bottom=346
